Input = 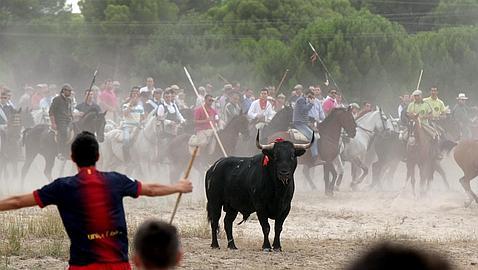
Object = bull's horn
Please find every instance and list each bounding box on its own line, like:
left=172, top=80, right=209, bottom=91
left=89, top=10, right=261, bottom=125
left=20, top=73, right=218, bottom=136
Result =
left=256, top=130, right=274, bottom=150
left=293, top=133, right=315, bottom=149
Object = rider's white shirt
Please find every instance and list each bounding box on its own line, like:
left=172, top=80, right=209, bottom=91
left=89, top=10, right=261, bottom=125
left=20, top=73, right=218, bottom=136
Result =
left=247, top=99, right=274, bottom=122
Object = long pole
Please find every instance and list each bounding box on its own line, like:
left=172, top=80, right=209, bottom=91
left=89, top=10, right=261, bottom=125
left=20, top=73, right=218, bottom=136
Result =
left=169, top=146, right=199, bottom=224
left=184, top=67, right=228, bottom=158
left=85, top=66, right=99, bottom=102
left=275, top=69, right=289, bottom=96
left=416, top=69, right=424, bottom=90
left=308, top=42, right=341, bottom=92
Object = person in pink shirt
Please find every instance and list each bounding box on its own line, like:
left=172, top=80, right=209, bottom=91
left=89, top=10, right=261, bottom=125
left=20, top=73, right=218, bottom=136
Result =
left=322, top=89, right=338, bottom=116
left=98, top=79, right=118, bottom=120
left=192, top=95, right=219, bottom=153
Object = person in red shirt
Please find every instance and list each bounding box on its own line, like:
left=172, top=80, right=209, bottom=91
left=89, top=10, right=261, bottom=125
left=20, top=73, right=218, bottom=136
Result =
left=99, top=80, right=118, bottom=120
left=192, top=94, right=218, bottom=153
left=0, top=131, right=192, bottom=270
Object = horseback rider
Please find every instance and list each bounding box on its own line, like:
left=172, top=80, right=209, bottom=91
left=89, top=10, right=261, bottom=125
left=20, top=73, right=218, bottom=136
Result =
left=121, top=87, right=145, bottom=162
left=49, top=84, right=74, bottom=160
left=190, top=94, right=218, bottom=153
left=453, top=93, right=473, bottom=139
left=75, top=89, right=101, bottom=118
left=0, top=91, right=14, bottom=130
left=144, top=88, right=163, bottom=114
left=322, top=89, right=338, bottom=116
left=223, top=91, right=241, bottom=126
left=156, top=89, right=185, bottom=137
left=423, top=86, right=447, bottom=138
left=247, top=88, right=274, bottom=129
left=293, top=90, right=322, bottom=164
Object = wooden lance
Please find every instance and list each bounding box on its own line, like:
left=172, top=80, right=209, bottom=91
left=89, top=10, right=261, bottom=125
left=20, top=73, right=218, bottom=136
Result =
left=169, top=146, right=199, bottom=224
left=275, top=69, right=289, bottom=95
left=184, top=67, right=228, bottom=158
left=416, top=69, right=424, bottom=90
left=308, top=41, right=341, bottom=92
left=85, top=66, right=99, bottom=102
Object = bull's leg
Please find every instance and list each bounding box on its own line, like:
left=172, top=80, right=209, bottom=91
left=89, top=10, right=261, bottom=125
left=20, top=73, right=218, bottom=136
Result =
left=208, top=202, right=222, bottom=249
left=257, top=213, right=272, bottom=252
left=224, top=210, right=238, bottom=250
left=272, top=206, right=291, bottom=252
left=459, top=175, right=478, bottom=207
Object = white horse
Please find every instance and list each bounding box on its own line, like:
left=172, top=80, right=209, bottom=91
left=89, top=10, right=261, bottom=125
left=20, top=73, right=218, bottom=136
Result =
left=337, top=109, right=393, bottom=189
left=101, top=112, right=162, bottom=178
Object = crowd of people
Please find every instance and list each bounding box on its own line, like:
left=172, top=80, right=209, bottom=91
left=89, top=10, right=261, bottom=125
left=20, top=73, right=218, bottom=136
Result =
left=1, top=77, right=477, bottom=165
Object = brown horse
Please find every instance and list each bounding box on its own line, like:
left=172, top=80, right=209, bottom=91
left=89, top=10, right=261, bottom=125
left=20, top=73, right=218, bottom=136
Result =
left=454, top=139, right=478, bottom=207
left=404, top=117, right=436, bottom=196
left=269, top=107, right=357, bottom=196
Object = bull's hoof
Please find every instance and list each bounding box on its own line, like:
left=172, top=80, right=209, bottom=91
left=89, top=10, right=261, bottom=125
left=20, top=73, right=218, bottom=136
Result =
left=263, top=248, right=272, bottom=252
left=228, top=244, right=238, bottom=250
left=211, top=244, right=220, bottom=249
left=273, top=247, right=282, bottom=252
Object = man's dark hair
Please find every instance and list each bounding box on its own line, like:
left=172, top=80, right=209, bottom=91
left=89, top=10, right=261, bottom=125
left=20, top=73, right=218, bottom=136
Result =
left=205, top=94, right=214, bottom=100
left=305, top=90, right=314, bottom=97
left=71, top=131, right=99, bottom=167
left=347, top=242, right=451, bottom=270
left=134, top=219, right=180, bottom=269
left=260, top=88, right=269, bottom=94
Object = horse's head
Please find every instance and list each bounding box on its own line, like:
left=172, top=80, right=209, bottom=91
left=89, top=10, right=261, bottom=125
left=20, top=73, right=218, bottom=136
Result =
left=94, top=111, right=107, bottom=143
left=229, top=114, right=250, bottom=140
left=335, top=107, right=357, bottom=138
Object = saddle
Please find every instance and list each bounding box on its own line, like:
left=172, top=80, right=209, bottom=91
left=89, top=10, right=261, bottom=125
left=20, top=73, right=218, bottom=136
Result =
left=109, top=126, right=141, bottom=143
left=188, top=129, right=216, bottom=156
left=288, top=128, right=320, bottom=143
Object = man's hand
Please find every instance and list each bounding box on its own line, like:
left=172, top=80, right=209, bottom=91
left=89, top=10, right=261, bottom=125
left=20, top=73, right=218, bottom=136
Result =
left=175, top=179, right=193, bottom=193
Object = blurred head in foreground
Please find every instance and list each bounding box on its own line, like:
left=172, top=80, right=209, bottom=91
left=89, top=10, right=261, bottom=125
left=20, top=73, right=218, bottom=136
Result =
left=346, top=242, right=452, bottom=270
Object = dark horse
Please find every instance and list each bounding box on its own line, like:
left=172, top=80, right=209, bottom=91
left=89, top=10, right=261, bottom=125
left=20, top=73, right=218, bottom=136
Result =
left=0, top=108, right=23, bottom=181
left=167, top=114, right=250, bottom=183
left=267, top=107, right=357, bottom=196
left=21, top=110, right=107, bottom=183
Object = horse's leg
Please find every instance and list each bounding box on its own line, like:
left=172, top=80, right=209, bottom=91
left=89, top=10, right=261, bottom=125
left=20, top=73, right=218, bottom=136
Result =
left=459, top=174, right=478, bottom=207
left=44, top=154, right=55, bottom=182
left=334, top=156, right=344, bottom=191
left=351, top=158, right=368, bottom=190
left=386, top=160, right=400, bottom=188
left=434, top=161, right=449, bottom=190
left=370, top=158, right=384, bottom=190
left=323, top=164, right=330, bottom=195
left=302, top=165, right=317, bottom=190
left=329, top=163, right=337, bottom=196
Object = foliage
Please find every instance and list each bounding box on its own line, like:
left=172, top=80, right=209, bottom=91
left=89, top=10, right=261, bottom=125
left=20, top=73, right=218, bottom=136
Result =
left=1, top=0, right=478, bottom=111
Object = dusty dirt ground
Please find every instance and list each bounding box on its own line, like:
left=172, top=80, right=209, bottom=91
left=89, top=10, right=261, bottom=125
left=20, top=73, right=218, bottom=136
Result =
left=1, top=157, right=478, bottom=269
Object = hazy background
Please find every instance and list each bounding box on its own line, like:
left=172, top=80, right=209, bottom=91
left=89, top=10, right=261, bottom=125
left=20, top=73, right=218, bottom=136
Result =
left=1, top=0, right=478, bottom=113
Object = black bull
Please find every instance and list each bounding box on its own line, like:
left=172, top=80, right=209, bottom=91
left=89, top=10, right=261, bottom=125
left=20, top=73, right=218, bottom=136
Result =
left=205, top=131, right=313, bottom=251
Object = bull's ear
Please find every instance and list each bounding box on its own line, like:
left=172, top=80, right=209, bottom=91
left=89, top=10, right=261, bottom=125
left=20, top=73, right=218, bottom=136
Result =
left=262, top=149, right=273, bottom=157
left=295, top=149, right=306, bottom=157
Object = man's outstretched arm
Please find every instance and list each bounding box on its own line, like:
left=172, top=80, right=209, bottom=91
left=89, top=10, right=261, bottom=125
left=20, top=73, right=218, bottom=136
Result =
left=140, top=179, right=192, bottom=197
left=0, top=193, right=37, bottom=211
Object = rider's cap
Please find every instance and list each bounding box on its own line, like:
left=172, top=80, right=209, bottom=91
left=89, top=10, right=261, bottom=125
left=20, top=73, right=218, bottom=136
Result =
left=457, top=93, right=468, bottom=100
left=412, top=90, right=422, bottom=96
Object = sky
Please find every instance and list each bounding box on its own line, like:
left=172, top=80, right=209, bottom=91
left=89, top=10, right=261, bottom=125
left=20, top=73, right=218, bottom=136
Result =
left=66, top=0, right=81, bottom=13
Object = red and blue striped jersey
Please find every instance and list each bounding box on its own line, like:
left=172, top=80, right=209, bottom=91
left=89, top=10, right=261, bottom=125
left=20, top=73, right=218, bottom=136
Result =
left=33, top=167, right=142, bottom=268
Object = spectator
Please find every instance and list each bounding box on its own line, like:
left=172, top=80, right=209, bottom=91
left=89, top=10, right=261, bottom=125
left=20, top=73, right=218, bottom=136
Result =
left=0, top=131, right=192, bottom=270
left=346, top=242, right=451, bottom=270
left=133, top=219, right=183, bottom=270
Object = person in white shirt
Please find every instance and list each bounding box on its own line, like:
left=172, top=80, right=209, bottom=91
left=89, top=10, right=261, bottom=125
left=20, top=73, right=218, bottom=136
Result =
left=247, top=88, right=275, bottom=129
left=156, top=89, right=185, bottom=137
left=139, top=77, right=156, bottom=97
